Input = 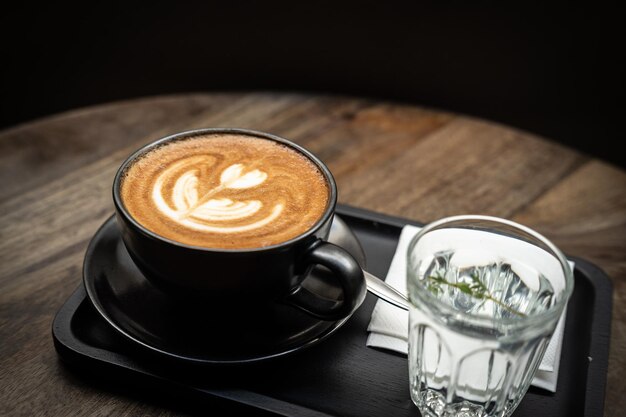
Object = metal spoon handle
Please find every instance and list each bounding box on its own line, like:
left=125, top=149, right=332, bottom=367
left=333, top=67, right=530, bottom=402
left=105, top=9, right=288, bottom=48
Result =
left=363, top=270, right=409, bottom=311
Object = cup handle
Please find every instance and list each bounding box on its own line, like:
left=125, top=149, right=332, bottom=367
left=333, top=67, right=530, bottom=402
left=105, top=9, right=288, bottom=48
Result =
left=285, top=242, right=366, bottom=321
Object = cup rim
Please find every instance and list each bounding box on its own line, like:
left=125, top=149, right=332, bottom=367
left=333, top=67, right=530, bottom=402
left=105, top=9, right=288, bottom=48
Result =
left=112, top=128, right=337, bottom=253
left=407, top=214, right=574, bottom=331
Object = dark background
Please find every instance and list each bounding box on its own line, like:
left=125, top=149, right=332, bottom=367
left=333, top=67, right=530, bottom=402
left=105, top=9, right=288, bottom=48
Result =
left=2, top=2, right=624, bottom=167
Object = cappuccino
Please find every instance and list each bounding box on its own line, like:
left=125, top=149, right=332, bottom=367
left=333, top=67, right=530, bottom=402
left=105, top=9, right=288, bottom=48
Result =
left=120, top=134, right=329, bottom=249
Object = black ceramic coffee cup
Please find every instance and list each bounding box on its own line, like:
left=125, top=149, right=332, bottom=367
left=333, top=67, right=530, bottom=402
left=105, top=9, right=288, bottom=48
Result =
left=112, top=128, right=366, bottom=321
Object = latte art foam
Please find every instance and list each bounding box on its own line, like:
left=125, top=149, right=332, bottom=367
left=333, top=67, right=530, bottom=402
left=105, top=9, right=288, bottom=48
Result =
left=152, top=158, right=282, bottom=233
left=120, top=134, right=330, bottom=249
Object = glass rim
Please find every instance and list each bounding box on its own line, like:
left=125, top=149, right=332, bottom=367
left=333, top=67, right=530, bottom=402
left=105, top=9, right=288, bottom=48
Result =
left=407, top=214, right=574, bottom=330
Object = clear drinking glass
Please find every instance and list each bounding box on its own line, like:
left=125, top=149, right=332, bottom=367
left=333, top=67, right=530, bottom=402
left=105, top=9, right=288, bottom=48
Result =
left=406, top=215, right=573, bottom=417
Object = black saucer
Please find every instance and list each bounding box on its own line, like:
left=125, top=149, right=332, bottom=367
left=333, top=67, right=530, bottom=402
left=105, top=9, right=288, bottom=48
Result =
left=83, top=215, right=366, bottom=365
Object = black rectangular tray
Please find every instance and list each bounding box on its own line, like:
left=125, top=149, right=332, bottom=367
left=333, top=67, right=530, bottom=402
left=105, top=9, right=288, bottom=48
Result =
left=53, top=205, right=612, bottom=416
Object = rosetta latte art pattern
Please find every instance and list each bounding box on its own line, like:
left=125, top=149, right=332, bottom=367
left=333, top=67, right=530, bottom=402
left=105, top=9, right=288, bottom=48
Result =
left=153, top=160, right=282, bottom=233
left=120, top=134, right=329, bottom=249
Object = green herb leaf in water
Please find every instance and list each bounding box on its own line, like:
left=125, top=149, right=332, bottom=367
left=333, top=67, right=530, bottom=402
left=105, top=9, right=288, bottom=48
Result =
left=426, top=272, right=526, bottom=317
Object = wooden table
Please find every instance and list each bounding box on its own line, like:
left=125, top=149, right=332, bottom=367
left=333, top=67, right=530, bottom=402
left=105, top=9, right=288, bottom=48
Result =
left=1, top=93, right=624, bottom=416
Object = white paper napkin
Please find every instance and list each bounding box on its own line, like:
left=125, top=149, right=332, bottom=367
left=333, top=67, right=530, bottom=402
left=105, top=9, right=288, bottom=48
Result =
left=366, top=225, right=571, bottom=392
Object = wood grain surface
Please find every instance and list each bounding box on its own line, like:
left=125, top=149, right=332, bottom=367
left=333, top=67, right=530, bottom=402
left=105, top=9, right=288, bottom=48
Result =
left=1, top=92, right=624, bottom=416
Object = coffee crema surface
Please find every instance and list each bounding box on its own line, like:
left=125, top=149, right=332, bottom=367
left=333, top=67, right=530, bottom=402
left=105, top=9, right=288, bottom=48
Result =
left=120, top=134, right=330, bottom=249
